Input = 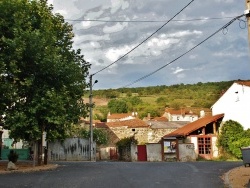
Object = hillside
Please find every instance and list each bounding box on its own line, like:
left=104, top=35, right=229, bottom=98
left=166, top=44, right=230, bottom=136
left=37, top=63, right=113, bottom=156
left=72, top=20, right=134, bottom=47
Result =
left=84, top=80, right=243, bottom=121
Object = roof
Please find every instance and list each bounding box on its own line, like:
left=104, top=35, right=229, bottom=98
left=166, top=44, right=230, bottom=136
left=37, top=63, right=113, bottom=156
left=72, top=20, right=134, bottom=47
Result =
left=235, top=80, right=250, bottom=87
left=164, top=108, right=197, bottom=116
left=107, top=113, right=137, bottom=119
left=147, top=120, right=188, bottom=129
left=151, top=116, right=168, bottom=121
left=106, top=118, right=148, bottom=128
left=163, top=113, right=224, bottom=138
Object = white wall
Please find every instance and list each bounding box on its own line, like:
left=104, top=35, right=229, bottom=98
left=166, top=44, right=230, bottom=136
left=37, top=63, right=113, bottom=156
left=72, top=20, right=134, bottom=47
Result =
left=212, top=83, right=250, bottom=129
left=146, top=143, right=162, bottom=162
left=178, top=143, right=196, bottom=162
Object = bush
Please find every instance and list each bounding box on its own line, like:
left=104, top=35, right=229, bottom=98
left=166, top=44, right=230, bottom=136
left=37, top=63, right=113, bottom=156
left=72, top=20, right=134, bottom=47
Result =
left=8, top=150, right=19, bottom=163
left=218, top=120, right=250, bottom=159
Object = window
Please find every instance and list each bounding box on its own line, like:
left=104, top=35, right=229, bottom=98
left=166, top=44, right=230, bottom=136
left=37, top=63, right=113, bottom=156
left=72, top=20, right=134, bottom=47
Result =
left=198, top=137, right=211, bottom=154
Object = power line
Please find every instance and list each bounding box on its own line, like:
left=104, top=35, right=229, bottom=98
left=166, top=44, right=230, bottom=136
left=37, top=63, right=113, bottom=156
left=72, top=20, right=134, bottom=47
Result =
left=122, top=14, right=245, bottom=88
left=91, top=0, right=195, bottom=76
left=66, top=16, right=235, bottom=23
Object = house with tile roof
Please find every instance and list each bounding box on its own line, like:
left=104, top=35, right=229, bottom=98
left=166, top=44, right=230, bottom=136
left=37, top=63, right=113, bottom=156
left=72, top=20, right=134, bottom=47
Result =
left=107, top=112, right=138, bottom=122
left=162, top=114, right=224, bottom=161
left=162, top=108, right=199, bottom=122
left=211, top=80, right=250, bottom=130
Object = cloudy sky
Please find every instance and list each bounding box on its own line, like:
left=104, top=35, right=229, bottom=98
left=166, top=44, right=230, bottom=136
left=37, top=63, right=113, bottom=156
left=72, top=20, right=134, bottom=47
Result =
left=49, top=0, right=250, bottom=90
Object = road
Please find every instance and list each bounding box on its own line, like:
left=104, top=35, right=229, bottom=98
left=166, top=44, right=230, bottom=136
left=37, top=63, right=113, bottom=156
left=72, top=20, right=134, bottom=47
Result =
left=0, top=161, right=242, bottom=188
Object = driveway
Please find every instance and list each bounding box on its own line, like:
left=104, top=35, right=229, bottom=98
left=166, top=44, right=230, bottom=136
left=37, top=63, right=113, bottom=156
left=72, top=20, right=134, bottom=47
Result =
left=0, top=161, right=242, bottom=188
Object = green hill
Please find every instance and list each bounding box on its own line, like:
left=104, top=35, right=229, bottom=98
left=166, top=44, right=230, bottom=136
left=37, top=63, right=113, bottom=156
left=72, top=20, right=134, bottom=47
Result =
left=90, top=80, right=239, bottom=121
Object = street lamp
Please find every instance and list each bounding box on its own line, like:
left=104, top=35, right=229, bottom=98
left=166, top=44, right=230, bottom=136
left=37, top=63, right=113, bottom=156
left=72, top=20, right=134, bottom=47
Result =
left=89, top=74, right=98, bottom=161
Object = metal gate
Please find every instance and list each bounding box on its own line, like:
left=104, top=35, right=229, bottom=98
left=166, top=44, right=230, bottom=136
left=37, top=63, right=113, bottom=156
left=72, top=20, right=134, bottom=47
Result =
left=137, top=145, right=147, bottom=161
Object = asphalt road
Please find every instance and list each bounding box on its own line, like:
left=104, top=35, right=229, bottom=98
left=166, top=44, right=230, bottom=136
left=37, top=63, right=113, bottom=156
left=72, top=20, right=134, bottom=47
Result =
left=0, top=161, right=242, bottom=188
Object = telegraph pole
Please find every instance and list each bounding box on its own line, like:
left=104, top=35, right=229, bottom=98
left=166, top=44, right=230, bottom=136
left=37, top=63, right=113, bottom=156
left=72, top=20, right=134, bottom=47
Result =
left=246, top=0, right=250, bottom=47
left=89, top=74, right=98, bottom=161
left=89, top=75, right=94, bottom=161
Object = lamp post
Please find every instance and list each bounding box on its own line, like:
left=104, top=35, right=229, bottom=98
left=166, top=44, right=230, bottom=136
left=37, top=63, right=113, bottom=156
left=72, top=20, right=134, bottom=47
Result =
left=89, top=74, right=98, bottom=161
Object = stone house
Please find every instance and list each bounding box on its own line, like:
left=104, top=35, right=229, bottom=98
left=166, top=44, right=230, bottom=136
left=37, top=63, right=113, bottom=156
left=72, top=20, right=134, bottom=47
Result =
left=107, top=112, right=138, bottom=122
left=162, top=108, right=199, bottom=122
left=211, top=80, right=250, bottom=129
left=162, top=113, right=224, bottom=161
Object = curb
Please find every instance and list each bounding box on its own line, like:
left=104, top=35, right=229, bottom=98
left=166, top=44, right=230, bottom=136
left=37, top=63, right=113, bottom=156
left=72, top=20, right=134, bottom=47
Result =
left=223, top=168, right=233, bottom=188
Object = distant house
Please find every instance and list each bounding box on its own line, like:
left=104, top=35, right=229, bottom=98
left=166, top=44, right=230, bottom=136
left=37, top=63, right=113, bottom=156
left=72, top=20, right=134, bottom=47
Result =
left=107, top=112, right=138, bottom=122
left=105, top=118, right=149, bottom=145
left=162, top=114, right=224, bottom=161
left=162, top=108, right=199, bottom=122
left=211, top=81, right=250, bottom=129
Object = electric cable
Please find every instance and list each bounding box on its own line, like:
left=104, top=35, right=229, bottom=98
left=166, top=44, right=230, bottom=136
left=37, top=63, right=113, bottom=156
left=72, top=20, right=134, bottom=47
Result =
left=121, top=14, right=245, bottom=88
left=91, top=0, right=195, bottom=76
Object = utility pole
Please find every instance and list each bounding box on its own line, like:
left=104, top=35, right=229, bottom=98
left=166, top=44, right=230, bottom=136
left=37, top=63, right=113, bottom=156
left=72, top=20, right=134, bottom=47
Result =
left=89, top=74, right=97, bottom=161
left=246, top=0, right=250, bottom=47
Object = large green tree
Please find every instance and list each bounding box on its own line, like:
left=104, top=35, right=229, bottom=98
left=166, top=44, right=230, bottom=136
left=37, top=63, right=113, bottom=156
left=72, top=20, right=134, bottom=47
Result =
left=0, top=0, right=90, bottom=143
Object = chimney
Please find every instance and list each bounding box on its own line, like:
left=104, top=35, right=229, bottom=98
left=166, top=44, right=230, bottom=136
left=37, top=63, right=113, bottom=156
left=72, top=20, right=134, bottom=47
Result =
left=200, top=110, right=205, bottom=118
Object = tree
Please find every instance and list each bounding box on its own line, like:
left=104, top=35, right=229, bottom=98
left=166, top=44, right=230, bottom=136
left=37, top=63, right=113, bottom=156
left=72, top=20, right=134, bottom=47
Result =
left=74, top=127, right=108, bottom=146
left=108, top=99, right=128, bottom=113
left=0, top=0, right=90, bottom=164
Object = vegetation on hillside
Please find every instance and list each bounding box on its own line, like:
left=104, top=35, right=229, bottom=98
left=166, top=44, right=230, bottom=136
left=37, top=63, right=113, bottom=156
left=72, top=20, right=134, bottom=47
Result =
left=92, top=81, right=236, bottom=120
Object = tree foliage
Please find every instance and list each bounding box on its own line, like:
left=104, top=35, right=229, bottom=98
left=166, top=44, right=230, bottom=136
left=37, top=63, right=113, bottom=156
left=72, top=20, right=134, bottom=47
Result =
left=108, top=99, right=128, bottom=113
left=0, top=0, right=90, bottom=142
left=75, top=128, right=108, bottom=146
left=218, top=120, right=250, bottom=159
left=116, top=136, right=138, bottom=148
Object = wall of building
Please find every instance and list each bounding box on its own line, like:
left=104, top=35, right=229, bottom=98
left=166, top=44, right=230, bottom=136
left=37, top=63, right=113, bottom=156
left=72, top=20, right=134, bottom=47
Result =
left=108, top=127, right=176, bottom=144
left=211, top=136, right=219, bottom=158
left=178, top=143, right=196, bottom=162
left=146, top=143, right=162, bottom=162
left=131, top=144, right=137, bottom=162
left=212, top=83, right=250, bottom=129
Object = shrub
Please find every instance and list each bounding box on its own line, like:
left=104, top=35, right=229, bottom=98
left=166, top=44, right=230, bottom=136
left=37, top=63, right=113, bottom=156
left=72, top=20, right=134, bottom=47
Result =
left=218, top=120, right=250, bottom=159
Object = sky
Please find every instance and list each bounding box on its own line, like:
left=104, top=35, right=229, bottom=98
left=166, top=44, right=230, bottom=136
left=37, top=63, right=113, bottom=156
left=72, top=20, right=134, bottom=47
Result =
left=49, top=0, right=250, bottom=90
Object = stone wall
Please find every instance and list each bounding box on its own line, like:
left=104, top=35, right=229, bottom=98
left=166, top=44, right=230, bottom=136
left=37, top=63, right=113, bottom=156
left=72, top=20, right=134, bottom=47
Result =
left=108, top=127, right=176, bottom=144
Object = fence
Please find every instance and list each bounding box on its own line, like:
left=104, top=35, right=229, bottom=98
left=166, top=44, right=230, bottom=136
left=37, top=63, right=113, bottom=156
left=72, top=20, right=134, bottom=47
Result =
left=48, top=138, right=95, bottom=161
left=1, top=149, right=29, bottom=160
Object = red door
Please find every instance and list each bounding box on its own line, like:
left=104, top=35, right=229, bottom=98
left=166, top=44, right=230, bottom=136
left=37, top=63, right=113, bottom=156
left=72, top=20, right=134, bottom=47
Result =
left=110, top=148, right=118, bottom=160
left=137, top=145, right=147, bottom=161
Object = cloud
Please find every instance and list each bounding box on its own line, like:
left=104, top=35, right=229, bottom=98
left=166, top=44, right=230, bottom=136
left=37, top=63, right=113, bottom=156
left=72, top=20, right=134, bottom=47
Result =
left=51, top=0, right=250, bottom=89
left=103, top=21, right=129, bottom=34
left=110, top=0, right=129, bottom=14
left=105, top=45, right=134, bottom=62
left=172, top=67, right=185, bottom=74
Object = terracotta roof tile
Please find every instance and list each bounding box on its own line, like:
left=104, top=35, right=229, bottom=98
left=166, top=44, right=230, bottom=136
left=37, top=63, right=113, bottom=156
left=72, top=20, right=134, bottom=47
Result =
left=106, top=118, right=148, bottom=128
left=235, top=81, right=250, bottom=87
left=163, top=113, right=224, bottom=138
left=152, top=117, right=168, bottom=121
left=95, top=122, right=109, bottom=128
left=107, top=113, right=137, bottom=119
left=165, top=108, right=197, bottom=115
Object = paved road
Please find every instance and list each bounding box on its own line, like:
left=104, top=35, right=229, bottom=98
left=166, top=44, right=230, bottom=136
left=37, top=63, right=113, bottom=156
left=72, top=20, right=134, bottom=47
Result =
left=0, top=161, right=242, bottom=188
